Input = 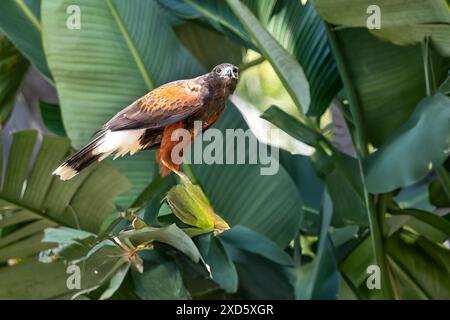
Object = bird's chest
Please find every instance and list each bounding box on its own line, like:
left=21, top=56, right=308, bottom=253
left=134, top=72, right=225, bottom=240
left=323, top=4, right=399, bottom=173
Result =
left=188, top=84, right=228, bottom=129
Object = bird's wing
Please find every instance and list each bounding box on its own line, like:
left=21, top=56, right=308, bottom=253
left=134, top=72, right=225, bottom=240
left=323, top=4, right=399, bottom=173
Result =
left=103, top=79, right=204, bottom=132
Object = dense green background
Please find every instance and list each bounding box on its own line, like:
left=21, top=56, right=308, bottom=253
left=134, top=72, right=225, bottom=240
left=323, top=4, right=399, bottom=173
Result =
left=0, top=0, right=449, bottom=300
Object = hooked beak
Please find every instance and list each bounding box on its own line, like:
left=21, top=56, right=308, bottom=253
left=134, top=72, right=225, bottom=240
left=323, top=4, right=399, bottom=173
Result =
left=221, top=66, right=234, bottom=79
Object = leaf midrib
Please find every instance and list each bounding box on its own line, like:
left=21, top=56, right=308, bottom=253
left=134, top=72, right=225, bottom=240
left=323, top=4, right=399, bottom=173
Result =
left=0, top=194, right=66, bottom=227
left=105, top=0, right=154, bottom=90
left=15, top=0, right=42, bottom=32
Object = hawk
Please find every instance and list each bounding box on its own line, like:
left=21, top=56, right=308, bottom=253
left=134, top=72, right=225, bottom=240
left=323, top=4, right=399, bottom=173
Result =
left=53, top=63, right=239, bottom=180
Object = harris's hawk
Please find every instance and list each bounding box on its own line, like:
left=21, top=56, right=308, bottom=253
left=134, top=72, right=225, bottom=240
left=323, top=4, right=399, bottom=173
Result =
left=53, top=63, right=239, bottom=180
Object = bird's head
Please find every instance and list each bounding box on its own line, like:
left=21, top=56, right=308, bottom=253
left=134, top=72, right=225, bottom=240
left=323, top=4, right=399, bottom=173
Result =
left=209, top=63, right=239, bottom=94
left=211, top=63, right=239, bottom=80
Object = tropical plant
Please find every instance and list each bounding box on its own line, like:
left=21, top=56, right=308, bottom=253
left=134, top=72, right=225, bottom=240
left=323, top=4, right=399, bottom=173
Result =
left=0, top=0, right=449, bottom=300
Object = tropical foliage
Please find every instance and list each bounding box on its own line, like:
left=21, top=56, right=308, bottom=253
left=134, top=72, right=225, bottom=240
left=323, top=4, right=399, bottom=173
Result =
left=0, top=0, right=449, bottom=300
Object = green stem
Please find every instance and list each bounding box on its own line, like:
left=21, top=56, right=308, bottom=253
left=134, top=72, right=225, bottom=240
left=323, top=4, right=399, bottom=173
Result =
left=421, top=37, right=432, bottom=96
left=239, top=56, right=265, bottom=72
left=375, top=193, right=396, bottom=299
left=326, top=23, right=396, bottom=299
left=325, top=24, right=368, bottom=157
left=357, top=161, right=395, bottom=299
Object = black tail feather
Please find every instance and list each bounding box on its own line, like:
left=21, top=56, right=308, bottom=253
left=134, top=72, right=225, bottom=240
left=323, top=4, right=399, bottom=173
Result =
left=53, top=134, right=105, bottom=180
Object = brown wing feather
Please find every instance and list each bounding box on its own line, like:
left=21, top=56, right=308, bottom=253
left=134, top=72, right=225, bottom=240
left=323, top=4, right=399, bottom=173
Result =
left=103, top=79, right=204, bottom=132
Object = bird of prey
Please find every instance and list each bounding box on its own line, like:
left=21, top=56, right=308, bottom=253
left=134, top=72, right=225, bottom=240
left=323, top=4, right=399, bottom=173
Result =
left=53, top=63, right=239, bottom=180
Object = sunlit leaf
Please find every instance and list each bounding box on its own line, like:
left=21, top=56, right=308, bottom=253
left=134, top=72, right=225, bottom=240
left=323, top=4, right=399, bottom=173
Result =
left=226, top=0, right=310, bottom=114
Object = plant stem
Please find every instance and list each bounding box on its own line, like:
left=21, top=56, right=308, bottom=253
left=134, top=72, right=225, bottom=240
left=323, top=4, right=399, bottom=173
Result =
left=326, top=23, right=396, bottom=299
left=239, top=56, right=265, bottom=72
left=375, top=193, right=396, bottom=299
left=421, top=37, right=432, bottom=96
left=325, top=24, right=368, bottom=157
left=357, top=161, right=395, bottom=299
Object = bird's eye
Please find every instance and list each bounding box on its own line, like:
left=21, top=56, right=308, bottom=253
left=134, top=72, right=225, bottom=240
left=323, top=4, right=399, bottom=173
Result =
left=216, top=68, right=222, bottom=74
left=233, top=67, right=238, bottom=74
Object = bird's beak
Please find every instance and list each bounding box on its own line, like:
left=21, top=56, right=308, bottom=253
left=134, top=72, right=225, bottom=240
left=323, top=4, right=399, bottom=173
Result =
left=221, top=66, right=233, bottom=79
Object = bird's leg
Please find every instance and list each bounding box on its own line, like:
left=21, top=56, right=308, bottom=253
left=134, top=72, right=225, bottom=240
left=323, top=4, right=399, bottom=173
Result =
left=157, top=121, right=189, bottom=177
left=159, top=120, right=230, bottom=234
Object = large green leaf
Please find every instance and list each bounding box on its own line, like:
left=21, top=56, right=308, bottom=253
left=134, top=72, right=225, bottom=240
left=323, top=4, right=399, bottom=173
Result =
left=312, top=0, right=450, bottom=27
left=339, top=236, right=382, bottom=299
left=220, top=225, right=293, bottom=266
left=0, top=0, right=51, bottom=79
left=341, top=229, right=450, bottom=299
left=132, top=250, right=188, bottom=299
left=117, top=224, right=202, bottom=264
left=41, top=0, right=204, bottom=206
left=387, top=231, right=450, bottom=299
left=312, top=0, right=450, bottom=57
left=389, top=207, right=450, bottom=238
left=323, top=151, right=368, bottom=227
left=224, top=245, right=294, bottom=299
left=0, top=258, right=94, bottom=299
left=0, top=34, right=29, bottom=126
left=226, top=0, right=310, bottom=115
left=0, top=130, right=130, bottom=299
left=278, top=152, right=324, bottom=216
left=365, top=94, right=450, bottom=193
left=375, top=25, right=450, bottom=58
left=332, top=28, right=441, bottom=146
left=190, top=104, right=303, bottom=247
left=196, top=235, right=238, bottom=294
